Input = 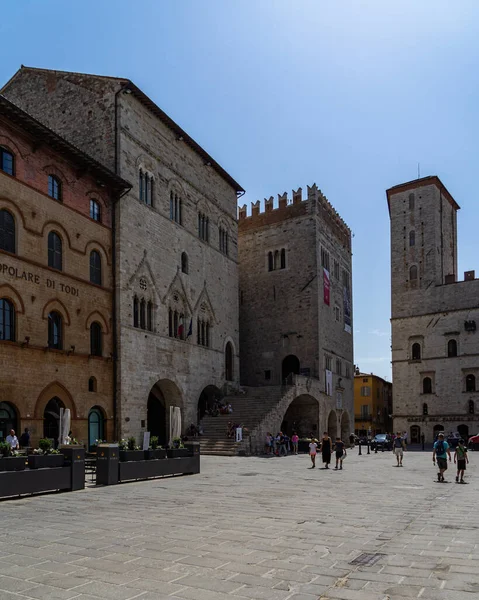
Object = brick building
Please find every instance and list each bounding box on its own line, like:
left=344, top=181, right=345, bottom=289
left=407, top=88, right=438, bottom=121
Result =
left=2, top=67, right=243, bottom=445
left=354, top=370, right=393, bottom=436
left=0, top=95, right=129, bottom=447
left=388, top=176, right=479, bottom=443
left=238, top=185, right=354, bottom=440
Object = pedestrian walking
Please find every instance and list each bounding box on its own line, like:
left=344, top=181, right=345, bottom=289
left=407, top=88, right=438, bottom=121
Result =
left=291, top=432, right=299, bottom=455
left=309, top=439, right=318, bottom=468
left=334, top=437, right=346, bottom=469
left=320, top=432, right=332, bottom=469
left=433, top=432, right=451, bottom=482
left=392, top=431, right=405, bottom=466
left=454, top=438, right=469, bottom=484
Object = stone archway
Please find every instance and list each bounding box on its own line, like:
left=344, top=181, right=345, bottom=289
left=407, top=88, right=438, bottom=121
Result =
left=43, top=397, right=65, bottom=446
left=280, top=394, right=319, bottom=438
left=147, top=379, right=183, bottom=447
left=197, top=385, right=222, bottom=423
left=328, top=410, right=337, bottom=439
left=340, top=412, right=350, bottom=441
left=282, top=355, right=300, bottom=382
left=458, top=424, right=469, bottom=442
left=0, top=401, right=18, bottom=441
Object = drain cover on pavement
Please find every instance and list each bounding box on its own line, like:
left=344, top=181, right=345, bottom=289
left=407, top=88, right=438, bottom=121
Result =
left=349, top=553, right=384, bottom=566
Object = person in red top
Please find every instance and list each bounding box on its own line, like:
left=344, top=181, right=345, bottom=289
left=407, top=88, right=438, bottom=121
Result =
left=291, top=432, right=299, bottom=455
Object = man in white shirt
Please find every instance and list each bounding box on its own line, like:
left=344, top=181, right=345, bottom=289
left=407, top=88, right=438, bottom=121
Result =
left=6, top=429, right=19, bottom=451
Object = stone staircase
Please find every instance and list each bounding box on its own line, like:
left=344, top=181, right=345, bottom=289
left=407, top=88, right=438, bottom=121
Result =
left=198, top=387, right=284, bottom=456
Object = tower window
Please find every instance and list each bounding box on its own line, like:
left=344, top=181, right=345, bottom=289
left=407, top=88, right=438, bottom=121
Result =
left=409, top=193, right=415, bottom=210
left=90, top=322, right=102, bottom=356
left=171, top=192, right=182, bottom=224
left=409, top=231, right=415, bottom=247
left=198, top=211, right=209, bottom=241
left=139, top=169, right=154, bottom=206
left=412, top=343, right=421, bottom=360
left=466, top=374, right=476, bottom=392
left=48, top=175, right=62, bottom=201
left=90, top=199, right=101, bottom=222
left=409, top=265, right=418, bottom=281
left=423, top=403, right=428, bottom=415
left=181, top=252, right=189, bottom=274
left=447, top=339, right=457, bottom=358
left=422, top=377, right=432, bottom=394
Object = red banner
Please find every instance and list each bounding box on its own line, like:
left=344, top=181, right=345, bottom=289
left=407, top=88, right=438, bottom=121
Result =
left=323, top=268, right=330, bottom=305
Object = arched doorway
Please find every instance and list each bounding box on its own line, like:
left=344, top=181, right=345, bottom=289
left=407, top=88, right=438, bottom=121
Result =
left=433, top=424, right=444, bottom=440
left=410, top=425, right=421, bottom=444
left=327, top=410, right=337, bottom=439
left=225, top=342, right=234, bottom=382
left=340, top=412, right=350, bottom=441
left=458, top=424, right=469, bottom=442
left=198, top=385, right=222, bottom=422
left=281, top=394, right=319, bottom=437
left=88, top=407, right=105, bottom=449
left=0, top=402, right=18, bottom=441
left=282, top=355, right=300, bottom=382
left=147, top=379, right=183, bottom=446
left=43, top=397, right=65, bottom=446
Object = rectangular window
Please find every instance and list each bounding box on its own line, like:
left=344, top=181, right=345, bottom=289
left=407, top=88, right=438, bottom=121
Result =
left=360, top=405, right=370, bottom=418
left=345, top=364, right=351, bottom=378
left=342, top=268, right=351, bottom=292
left=360, top=386, right=371, bottom=397
left=334, top=259, right=340, bottom=279
left=321, top=248, right=330, bottom=270
left=325, top=355, right=332, bottom=371
left=335, top=305, right=340, bottom=321
left=363, top=377, right=368, bottom=383
left=264, top=370, right=271, bottom=381
left=336, top=358, right=342, bottom=376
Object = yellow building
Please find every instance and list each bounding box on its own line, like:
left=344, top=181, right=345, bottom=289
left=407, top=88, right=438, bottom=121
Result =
left=354, top=370, right=393, bottom=436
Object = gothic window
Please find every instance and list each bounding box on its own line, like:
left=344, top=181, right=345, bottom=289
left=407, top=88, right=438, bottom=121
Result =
left=0, top=298, right=15, bottom=341
left=336, top=358, right=342, bottom=376
left=88, top=376, right=97, bottom=392
left=423, top=403, right=428, bottom=415
left=171, top=191, right=182, bottom=224
left=169, top=308, right=185, bottom=339
left=197, top=317, right=210, bottom=347
left=268, top=252, right=273, bottom=272
left=48, top=311, right=63, bottom=349
left=48, top=232, right=62, bottom=271
left=447, top=339, right=457, bottom=357
left=466, top=374, right=476, bottom=392
left=90, top=250, right=102, bottom=285
left=321, top=248, right=330, bottom=271
left=139, top=169, right=154, bottom=206
left=423, top=377, right=432, bottom=394
left=90, top=199, right=101, bottom=222
left=48, top=175, right=62, bottom=201
left=198, top=211, right=209, bottom=241
left=0, top=209, right=15, bottom=253
left=274, top=250, right=279, bottom=270
left=133, top=296, right=139, bottom=328
left=412, top=343, right=421, bottom=360
left=0, top=147, right=14, bottom=176
left=147, top=301, right=153, bottom=331
left=409, top=193, right=415, bottom=210
left=219, top=227, right=229, bottom=255
left=181, top=252, right=189, bottom=274
left=409, top=230, right=415, bottom=247
left=140, top=299, right=146, bottom=329
left=90, top=322, right=102, bottom=356
left=409, top=265, right=418, bottom=281
left=333, top=259, right=340, bottom=279
left=280, top=248, right=286, bottom=269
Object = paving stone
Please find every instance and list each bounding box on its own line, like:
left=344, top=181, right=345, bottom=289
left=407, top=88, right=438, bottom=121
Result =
left=0, top=577, right=38, bottom=593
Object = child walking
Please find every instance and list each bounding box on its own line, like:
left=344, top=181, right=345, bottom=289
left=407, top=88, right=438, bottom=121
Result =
left=334, top=437, right=346, bottom=470
left=291, top=432, right=299, bottom=455
left=309, top=439, right=318, bottom=468
left=454, top=438, right=469, bottom=483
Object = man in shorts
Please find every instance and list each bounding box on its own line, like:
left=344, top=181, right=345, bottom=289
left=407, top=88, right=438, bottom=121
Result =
left=392, top=431, right=405, bottom=466
left=433, top=432, right=451, bottom=482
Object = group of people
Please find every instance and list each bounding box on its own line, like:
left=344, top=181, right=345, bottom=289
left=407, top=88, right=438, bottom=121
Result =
left=432, top=432, right=469, bottom=483
left=205, top=400, right=233, bottom=417
left=309, top=433, right=346, bottom=469
left=186, top=423, right=204, bottom=438
left=265, top=432, right=299, bottom=455
left=4, top=428, right=30, bottom=450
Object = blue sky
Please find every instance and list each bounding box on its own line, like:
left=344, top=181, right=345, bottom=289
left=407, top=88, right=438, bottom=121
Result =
left=2, top=0, right=479, bottom=379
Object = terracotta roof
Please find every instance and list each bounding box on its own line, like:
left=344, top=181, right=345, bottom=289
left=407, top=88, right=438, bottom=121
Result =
left=386, top=175, right=460, bottom=212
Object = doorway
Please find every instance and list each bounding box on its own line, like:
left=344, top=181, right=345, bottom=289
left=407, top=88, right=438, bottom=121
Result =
left=88, top=407, right=105, bottom=449
left=0, top=402, right=18, bottom=441
left=43, top=397, right=65, bottom=446
left=458, top=424, right=469, bottom=442
left=282, top=355, right=300, bottom=383
left=410, top=425, right=420, bottom=444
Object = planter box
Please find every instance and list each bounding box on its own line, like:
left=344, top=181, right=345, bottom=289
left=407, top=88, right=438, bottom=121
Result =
left=119, top=456, right=200, bottom=482
left=119, top=450, right=144, bottom=462
left=28, top=454, right=64, bottom=470
left=0, top=457, right=27, bottom=472
left=144, top=449, right=166, bottom=460
left=167, top=448, right=189, bottom=459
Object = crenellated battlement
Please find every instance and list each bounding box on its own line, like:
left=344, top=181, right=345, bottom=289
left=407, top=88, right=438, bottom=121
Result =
left=238, top=183, right=351, bottom=246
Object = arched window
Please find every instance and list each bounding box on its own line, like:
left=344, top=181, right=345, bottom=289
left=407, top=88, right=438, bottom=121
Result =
left=268, top=252, right=273, bottom=272
left=89, top=251, right=102, bottom=285
left=181, top=252, right=188, bottom=274
left=198, top=211, right=208, bottom=240
left=466, top=374, right=476, bottom=392
left=0, top=209, right=15, bottom=253
left=409, top=231, right=415, bottom=247
left=139, top=170, right=154, bottom=206
left=409, top=265, right=418, bottom=281
left=88, top=407, right=105, bottom=449
left=423, top=377, right=432, bottom=394
left=90, top=322, right=102, bottom=356
left=88, top=376, right=97, bottom=392
left=48, top=175, right=62, bottom=201
left=409, top=193, right=415, bottom=210
left=140, top=299, right=146, bottom=329
left=48, top=311, right=63, bottom=349
left=0, top=147, right=14, bottom=176
left=447, top=339, right=457, bottom=357
left=280, top=248, right=286, bottom=269
left=274, top=250, right=279, bottom=270
left=48, top=232, right=62, bottom=271
left=133, top=296, right=139, bottom=328
left=147, top=301, right=153, bottom=331
left=171, top=192, right=182, bottom=224
left=469, top=400, right=474, bottom=414
left=412, top=343, right=421, bottom=360
left=225, top=342, right=234, bottom=381
left=90, top=199, right=101, bottom=222
left=423, top=403, right=428, bottom=415
left=0, top=298, right=15, bottom=341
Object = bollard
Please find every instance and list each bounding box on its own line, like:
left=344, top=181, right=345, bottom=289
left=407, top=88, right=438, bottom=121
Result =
left=381, top=444, right=384, bottom=452
left=375, top=444, right=378, bottom=454
left=367, top=442, right=370, bottom=454
left=358, top=442, right=362, bottom=456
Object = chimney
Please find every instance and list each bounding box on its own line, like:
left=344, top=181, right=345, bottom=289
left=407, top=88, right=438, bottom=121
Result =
left=445, top=274, right=456, bottom=284
left=464, top=270, right=475, bottom=281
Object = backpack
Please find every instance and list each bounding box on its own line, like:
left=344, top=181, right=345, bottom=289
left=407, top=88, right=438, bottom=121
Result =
left=435, top=440, right=445, bottom=455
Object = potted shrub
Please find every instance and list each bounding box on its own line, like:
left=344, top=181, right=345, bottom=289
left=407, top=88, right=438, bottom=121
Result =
left=28, top=439, right=65, bottom=469
left=144, top=436, right=166, bottom=460
left=119, top=437, right=144, bottom=462
left=167, top=437, right=189, bottom=458
left=0, top=442, right=26, bottom=472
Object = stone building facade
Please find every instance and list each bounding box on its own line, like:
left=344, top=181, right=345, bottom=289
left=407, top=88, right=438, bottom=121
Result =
left=2, top=67, right=243, bottom=445
left=238, top=185, right=354, bottom=440
left=0, top=94, right=129, bottom=447
left=388, top=176, right=479, bottom=443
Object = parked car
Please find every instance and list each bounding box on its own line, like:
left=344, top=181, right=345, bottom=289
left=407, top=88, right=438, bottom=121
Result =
left=370, top=434, right=392, bottom=451
left=357, top=435, right=370, bottom=446
left=468, top=433, right=479, bottom=450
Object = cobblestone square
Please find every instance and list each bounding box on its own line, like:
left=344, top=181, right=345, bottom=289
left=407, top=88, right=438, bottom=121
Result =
left=1, top=451, right=478, bottom=600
